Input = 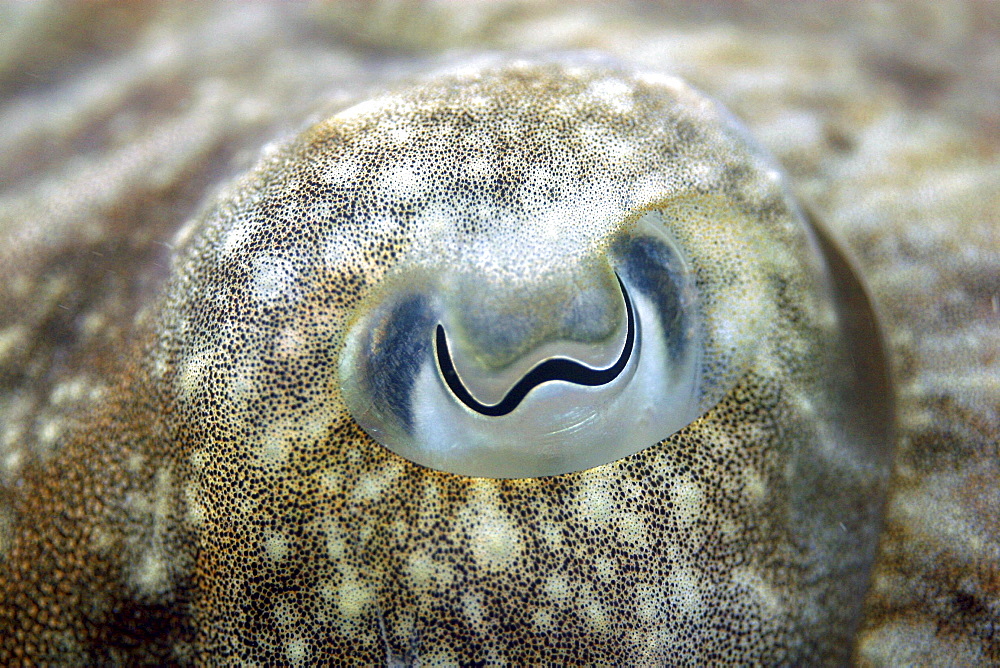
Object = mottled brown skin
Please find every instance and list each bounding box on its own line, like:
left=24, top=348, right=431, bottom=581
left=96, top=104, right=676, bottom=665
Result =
left=1, top=2, right=998, bottom=666
left=0, top=355, right=196, bottom=664
left=0, top=54, right=890, bottom=665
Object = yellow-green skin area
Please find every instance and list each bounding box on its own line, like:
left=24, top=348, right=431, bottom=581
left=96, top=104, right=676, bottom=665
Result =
left=0, top=56, right=889, bottom=664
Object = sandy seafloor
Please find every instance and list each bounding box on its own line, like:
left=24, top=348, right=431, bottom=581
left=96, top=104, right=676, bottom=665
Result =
left=0, top=1, right=997, bottom=663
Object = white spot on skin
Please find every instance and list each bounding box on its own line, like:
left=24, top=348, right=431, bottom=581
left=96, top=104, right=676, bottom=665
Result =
left=322, top=157, right=361, bottom=183
left=731, top=567, right=785, bottom=617
left=616, top=510, right=649, bottom=547
left=224, top=361, right=256, bottom=403
left=634, top=583, right=664, bottom=622
left=130, top=467, right=175, bottom=595
left=189, top=449, right=208, bottom=471
left=152, top=467, right=173, bottom=521
left=351, top=465, right=403, bottom=502
left=387, top=126, right=413, bottom=144
left=184, top=482, right=207, bottom=526
left=632, top=174, right=670, bottom=207
left=461, top=93, right=491, bottom=109
left=539, top=521, right=564, bottom=547
left=603, top=135, right=636, bottom=164
left=462, top=593, right=485, bottom=627
left=274, top=324, right=307, bottom=360
left=0, top=325, right=27, bottom=363
left=742, top=467, right=768, bottom=504
left=405, top=552, right=435, bottom=588
left=176, top=349, right=210, bottom=402
left=532, top=609, right=554, bottom=631
left=594, top=556, right=616, bottom=581
left=258, top=436, right=290, bottom=469
left=576, top=475, right=617, bottom=523
left=588, top=78, right=634, bottom=114
left=89, top=525, right=113, bottom=552
left=265, top=531, right=289, bottom=561
left=134, top=551, right=169, bottom=594
left=382, top=163, right=422, bottom=198
left=544, top=574, right=571, bottom=600
left=323, top=231, right=362, bottom=268
left=49, top=376, right=102, bottom=406
left=285, top=636, right=308, bottom=665
left=319, top=468, right=342, bottom=493
left=80, top=310, right=106, bottom=338
left=251, top=254, right=298, bottom=303
left=323, top=521, right=347, bottom=562
left=459, top=490, right=522, bottom=570
left=668, top=564, right=703, bottom=615
left=37, top=418, right=63, bottom=447
left=584, top=599, right=610, bottom=630
left=221, top=220, right=255, bottom=257
left=526, top=166, right=554, bottom=191
left=464, top=155, right=491, bottom=177
left=673, top=478, right=704, bottom=525
left=335, top=569, right=373, bottom=618
left=685, top=159, right=717, bottom=186
left=2, top=450, right=23, bottom=478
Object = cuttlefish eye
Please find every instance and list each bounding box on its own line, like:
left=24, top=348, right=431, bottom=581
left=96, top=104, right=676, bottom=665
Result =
left=331, top=63, right=793, bottom=479
left=340, top=215, right=718, bottom=478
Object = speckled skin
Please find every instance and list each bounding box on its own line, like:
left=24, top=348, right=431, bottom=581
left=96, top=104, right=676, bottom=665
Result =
left=1, top=2, right=998, bottom=666
left=0, top=54, right=889, bottom=664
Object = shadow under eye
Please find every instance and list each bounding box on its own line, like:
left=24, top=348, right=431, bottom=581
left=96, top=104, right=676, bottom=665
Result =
left=614, top=234, right=689, bottom=360
left=434, top=274, right=636, bottom=417
left=366, top=294, right=436, bottom=430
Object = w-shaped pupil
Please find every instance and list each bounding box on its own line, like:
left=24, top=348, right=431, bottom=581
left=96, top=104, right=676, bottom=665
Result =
left=435, top=275, right=635, bottom=417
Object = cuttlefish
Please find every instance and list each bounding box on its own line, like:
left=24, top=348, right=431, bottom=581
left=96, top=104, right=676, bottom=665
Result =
left=0, top=53, right=896, bottom=664
left=4, top=1, right=1000, bottom=662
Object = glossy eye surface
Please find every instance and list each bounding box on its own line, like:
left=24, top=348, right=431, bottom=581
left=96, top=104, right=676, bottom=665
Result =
left=342, top=218, right=682, bottom=477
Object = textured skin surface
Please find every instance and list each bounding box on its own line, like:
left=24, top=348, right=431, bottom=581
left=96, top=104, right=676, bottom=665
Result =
left=0, top=2, right=997, bottom=665
left=1, top=54, right=889, bottom=665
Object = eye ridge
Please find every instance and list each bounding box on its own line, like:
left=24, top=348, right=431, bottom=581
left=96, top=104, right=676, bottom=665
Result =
left=435, top=275, right=636, bottom=417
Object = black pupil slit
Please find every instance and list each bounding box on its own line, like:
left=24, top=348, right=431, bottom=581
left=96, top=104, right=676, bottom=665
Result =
left=435, top=275, right=636, bottom=417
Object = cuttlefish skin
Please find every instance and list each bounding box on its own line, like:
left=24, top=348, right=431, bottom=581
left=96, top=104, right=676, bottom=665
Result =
left=0, top=54, right=889, bottom=664
left=2, top=3, right=998, bottom=666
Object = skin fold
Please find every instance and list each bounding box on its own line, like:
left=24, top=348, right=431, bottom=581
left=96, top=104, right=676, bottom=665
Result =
left=0, top=2, right=997, bottom=665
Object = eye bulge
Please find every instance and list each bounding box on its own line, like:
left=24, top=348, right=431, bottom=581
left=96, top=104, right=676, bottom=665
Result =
left=340, top=215, right=712, bottom=478
left=168, top=53, right=889, bottom=484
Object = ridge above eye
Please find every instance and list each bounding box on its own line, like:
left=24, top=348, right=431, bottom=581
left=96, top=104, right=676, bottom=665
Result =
left=436, top=275, right=636, bottom=417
